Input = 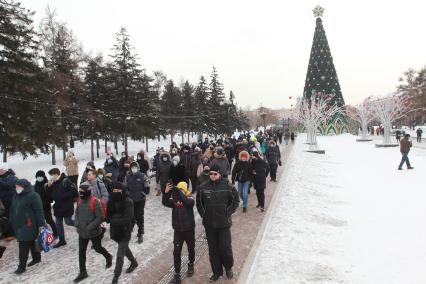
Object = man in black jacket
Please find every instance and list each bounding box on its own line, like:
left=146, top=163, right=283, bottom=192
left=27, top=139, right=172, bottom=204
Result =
left=163, top=181, right=195, bottom=284
left=196, top=164, right=239, bottom=282
left=251, top=150, right=270, bottom=211
left=106, top=182, right=138, bottom=284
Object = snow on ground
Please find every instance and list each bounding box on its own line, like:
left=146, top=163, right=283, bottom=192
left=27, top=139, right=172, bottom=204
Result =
left=0, top=135, right=203, bottom=284
left=248, top=134, right=426, bottom=284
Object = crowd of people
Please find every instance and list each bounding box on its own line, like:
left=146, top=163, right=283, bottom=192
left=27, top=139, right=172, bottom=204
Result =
left=0, top=128, right=292, bottom=283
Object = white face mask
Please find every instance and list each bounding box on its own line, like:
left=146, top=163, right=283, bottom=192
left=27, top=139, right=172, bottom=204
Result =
left=173, top=161, right=178, bottom=166
left=162, top=157, right=168, bottom=162
left=131, top=167, right=138, bottom=174
left=98, top=175, right=104, bottom=180
left=16, top=187, right=24, bottom=194
left=36, top=176, right=44, bottom=183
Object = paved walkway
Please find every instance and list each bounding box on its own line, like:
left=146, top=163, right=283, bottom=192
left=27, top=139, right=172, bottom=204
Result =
left=138, top=142, right=294, bottom=283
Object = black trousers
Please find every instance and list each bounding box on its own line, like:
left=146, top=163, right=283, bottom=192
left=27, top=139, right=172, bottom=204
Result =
left=255, top=187, right=265, bottom=208
left=134, top=200, right=145, bottom=235
left=189, top=177, right=198, bottom=194
left=44, top=208, right=58, bottom=237
left=18, top=240, right=40, bottom=269
left=269, top=163, right=278, bottom=180
left=68, top=175, right=79, bottom=186
left=205, top=227, right=233, bottom=276
left=114, top=240, right=135, bottom=276
left=78, top=234, right=111, bottom=273
left=173, top=229, right=195, bottom=274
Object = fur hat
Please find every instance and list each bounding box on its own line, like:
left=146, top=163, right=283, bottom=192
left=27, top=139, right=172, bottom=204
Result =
left=239, top=150, right=250, bottom=161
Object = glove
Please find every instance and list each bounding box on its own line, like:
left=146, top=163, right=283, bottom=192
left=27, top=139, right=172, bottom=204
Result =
left=278, top=160, right=282, bottom=166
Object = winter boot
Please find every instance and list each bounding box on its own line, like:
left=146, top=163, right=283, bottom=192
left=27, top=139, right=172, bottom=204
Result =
left=137, top=234, right=143, bottom=244
left=169, top=273, right=181, bottom=284
left=27, top=258, right=41, bottom=267
left=0, top=246, right=6, bottom=259
left=106, top=254, right=113, bottom=269
left=53, top=239, right=67, bottom=248
left=209, top=274, right=221, bottom=282
left=126, top=260, right=138, bottom=273
left=260, top=207, right=265, bottom=212
left=187, top=262, right=194, bottom=277
left=14, top=267, right=26, bottom=275
left=243, top=207, right=247, bottom=213
left=112, top=274, right=120, bottom=284
left=226, top=269, right=234, bottom=279
left=74, top=271, right=88, bottom=283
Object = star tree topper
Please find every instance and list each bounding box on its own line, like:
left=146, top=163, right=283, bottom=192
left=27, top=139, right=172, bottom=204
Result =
left=313, top=5, right=325, bottom=18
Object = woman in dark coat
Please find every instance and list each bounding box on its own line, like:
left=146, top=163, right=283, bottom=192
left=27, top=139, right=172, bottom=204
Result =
left=106, top=182, right=138, bottom=284
left=9, top=179, right=45, bottom=274
left=34, top=170, right=57, bottom=237
left=251, top=150, right=269, bottom=211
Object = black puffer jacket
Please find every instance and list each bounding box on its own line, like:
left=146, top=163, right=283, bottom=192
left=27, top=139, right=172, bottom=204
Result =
left=162, top=188, right=195, bottom=232
left=46, top=174, right=78, bottom=217
left=231, top=160, right=253, bottom=184
left=106, top=192, right=135, bottom=242
left=196, top=179, right=239, bottom=229
left=171, top=163, right=186, bottom=186
left=34, top=178, right=52, bottom=214
left=251, top=158, right=270, bottom=189
left=265, top=145, right=281, bottom=165
left=157, top=153, right=172, bottom=185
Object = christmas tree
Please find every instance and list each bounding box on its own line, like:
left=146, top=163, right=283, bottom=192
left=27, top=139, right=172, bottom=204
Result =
left=303, top=5, right=347, bottom=134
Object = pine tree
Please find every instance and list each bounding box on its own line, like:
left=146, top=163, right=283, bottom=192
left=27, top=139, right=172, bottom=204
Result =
left=303, top=6, right=347, bottom=134
left=194, top=76, right=211, bottom=135
left=181, top=80, right=195, bottom=137
left=208, top=67, right=225, bottom=135
left=0, top=0, right=51, bottom=158
left=161, top=80, right=182, bottom=142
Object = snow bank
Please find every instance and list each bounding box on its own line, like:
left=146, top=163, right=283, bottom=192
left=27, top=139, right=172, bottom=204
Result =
left=248, top=134, right=426, bottom=284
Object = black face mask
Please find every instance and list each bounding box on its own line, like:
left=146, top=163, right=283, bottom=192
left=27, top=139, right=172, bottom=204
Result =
left=111, top=191, right=124, bottom=201
left=203, top=170, right=210, bottom=174
left=79, top=190, right=91, bottom=200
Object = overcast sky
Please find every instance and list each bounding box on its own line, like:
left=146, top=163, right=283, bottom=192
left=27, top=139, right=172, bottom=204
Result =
left=19, top=0, right=426, bottom=110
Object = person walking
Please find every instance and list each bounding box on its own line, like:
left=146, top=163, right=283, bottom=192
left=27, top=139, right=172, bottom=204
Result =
left=416, top=128, right=423, bottom=143
left=97, top=168, right=113, bottom=194
left=80, top=161, right=96, bottom=185
left=162, top=181, right=196, bottom=284
left=398, top=134, right=414, bottom=170
left=171, top=156, right=187, bottom=186
left=0, top=165, right=18, bottom=239
left=251, top=150, right=269, bottom=212
left=188, top=147, right=202, bottom=194
left=211, top=147, right=231, bottom=179
left=81, top=169, right=109, bottom=204
left=124, top=162, right=150, bottom=244
left=34, top=170, right=58, bottom=237
left=231, top=151, right=253, bottom=213
left=196, top=164, right=239, bottom=282
left=265, top=140, right=281, bottom=182
left=0, top=199, right=6, bottom=258
left=136, top=150, right=150, bottom=175
left=106, top=182, right=138, bottom=284
left=46, top=168, right=78, bottom=248
left=156, top=152, right=172, bottom=196
left=63, top=151, right=79, bottom=185
left=9, top=179, right=45, bottom=274
left=104, top=152, right=120, bottom=183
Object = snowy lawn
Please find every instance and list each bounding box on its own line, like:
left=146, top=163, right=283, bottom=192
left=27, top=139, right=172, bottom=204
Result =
left=247, top=134, right=426, bottom=284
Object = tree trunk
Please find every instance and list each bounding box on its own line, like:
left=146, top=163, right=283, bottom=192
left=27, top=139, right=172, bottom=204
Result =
left=96, top=138, right=100, bottom=158
left=145, top=137, right=149, bottom=152
left=187, top=132, right=190, bottom=144
left=51, top=145, right=56, bottom=165
left=170, top=132, right=174, bottom=144
left=90, top=138, right=95, bottom=161
left=114, top=138, right=118, bottom=155
left=70, top=134, right=74, bottom=148
left=62, top=149, right=66, bottom=161
left=181, top=131, right=184, bottom=145
left=2, top=149, right=7, bottom=163
left=104, top=137, right=108, bottom=154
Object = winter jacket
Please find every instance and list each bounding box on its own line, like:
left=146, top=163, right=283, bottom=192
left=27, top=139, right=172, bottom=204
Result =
left=63, top=156, right=79, bottom=176
left=197, top=172, right=210, bottom=188
left=9, top=183, right=45, bottom=242
left=136, top=154, right=150, bottom=175
left=106, top=194, right=134, bottom=242
left=100, top=176, right=113, bottom=194
left=171, top=163, right=187, bottom=186
left=232, top=160, right=253, bottom=184
left=162, top=188, right=195, bottom=232
left=188, top=153, right=202, bottom=178
left=46, top=174, right=78, bottom=217
left=400, top=138, right=412, bottom=154
left=0, top=170, right=18, bottom=205
left=75, top=196, right=104, bottom=239
left=211, top=153, right=231, bottom=177
left=224, top=145, right=235, bottom=162
left=265, top=145, right=281, bottom=165
left=34, top=180, right=52, bottom=214
left=152, top=153, right=160, bottom=171
left=104, top=156, right=120, bottom=183
left=118, top=155, right=132, bottom=182
left=196, top=178, right=239, bottom=229
left=0, top=200, right=4, bottom=217
left=251, top=158, right=270, bottom=190
left=157, top=154, right=172, bottom=185
left=180, top=152, right=192, bottom=178
left=124, top=172, right=149, bottom=202
left=81, top=180, right=109, bottom=203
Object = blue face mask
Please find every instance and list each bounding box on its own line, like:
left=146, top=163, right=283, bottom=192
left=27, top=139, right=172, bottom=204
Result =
left=107, top=159, right=113, bottom=164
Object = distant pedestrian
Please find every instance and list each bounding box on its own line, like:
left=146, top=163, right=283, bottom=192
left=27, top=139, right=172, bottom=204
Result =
left=34, top=170, right=57, bottom=237
left=63, top=151, right=79, bottom=185
left=231, top=151, right=253, bottom=213
left=398, top=134, right=414, bottom=170
left=251, top=149, right=269, bottom=212
left=416, top=128, right=423, bottom=143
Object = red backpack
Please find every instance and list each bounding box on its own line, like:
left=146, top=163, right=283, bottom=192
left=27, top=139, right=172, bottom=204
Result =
left=78, top=196, right=107, bottom=219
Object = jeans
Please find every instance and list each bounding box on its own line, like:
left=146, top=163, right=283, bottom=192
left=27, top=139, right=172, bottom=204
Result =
left=398, top=153, right=412, bottom=169
left=205, top=226, right=233, bottom=276
left=114, top=240, right=135, bottom=276
left=238, top=181, right=250, bottom=208
left=79, top=234, right=111, bottom=273
left=134, top=200, right=145, bottom=235
left=173, top=229, right=195, bottom=274
left=18, top=240, right=40, bottom=269
left=55, top=216, right=75, bottom=242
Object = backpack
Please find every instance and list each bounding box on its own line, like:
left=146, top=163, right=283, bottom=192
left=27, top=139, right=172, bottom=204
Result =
left=78, top=196, right=107, bottom=220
